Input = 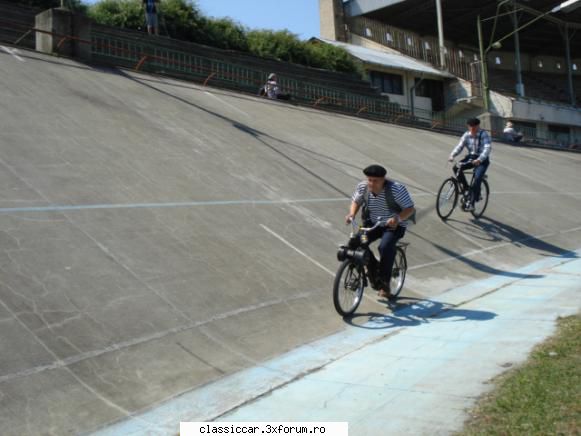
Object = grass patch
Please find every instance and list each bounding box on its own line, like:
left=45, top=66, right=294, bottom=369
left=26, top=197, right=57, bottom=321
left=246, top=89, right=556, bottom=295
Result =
left=459, top=314, right=581, bottom=436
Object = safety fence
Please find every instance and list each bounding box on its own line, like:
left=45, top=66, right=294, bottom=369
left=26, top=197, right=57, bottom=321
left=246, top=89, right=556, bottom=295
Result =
left=89, top=28, right=472, bottom=133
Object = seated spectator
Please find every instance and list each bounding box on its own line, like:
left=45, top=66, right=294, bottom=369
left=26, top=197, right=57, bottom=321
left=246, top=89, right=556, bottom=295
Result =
left=264, top=73, right=291, bottom=100
left=503, top=121, right=523, bottom=143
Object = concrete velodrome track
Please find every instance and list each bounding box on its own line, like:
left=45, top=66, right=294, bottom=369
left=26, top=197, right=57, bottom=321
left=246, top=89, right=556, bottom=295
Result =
left=0, top=48, right=580, bottom=435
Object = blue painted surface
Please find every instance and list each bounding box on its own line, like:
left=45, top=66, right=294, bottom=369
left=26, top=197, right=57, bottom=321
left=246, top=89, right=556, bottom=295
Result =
left=91, top=249, right=581, bottom=436
left=0, top=197, right=347, bottom=214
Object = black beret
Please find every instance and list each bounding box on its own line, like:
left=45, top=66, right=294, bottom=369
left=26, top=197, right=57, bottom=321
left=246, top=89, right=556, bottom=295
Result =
left=363, top=164, right=387, bottom=178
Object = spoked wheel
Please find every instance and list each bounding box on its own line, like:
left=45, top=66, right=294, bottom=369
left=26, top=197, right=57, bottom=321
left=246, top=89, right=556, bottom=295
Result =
left=333, top=259, right=365, bottom=317
left=436, top=178, right=459, bottom=220
left=389, top=247, right=407, bottom=299
left=471, top=179, right=490, bottom=219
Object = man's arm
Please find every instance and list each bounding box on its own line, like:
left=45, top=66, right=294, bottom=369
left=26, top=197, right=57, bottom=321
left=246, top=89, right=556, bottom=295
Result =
left=386, top=206, right=414, bottom=228
left=449, top=133, right=466, bottom=161
left=476, top=130, right=492, bottom=163
left=346, top=201, right=360, bottom=224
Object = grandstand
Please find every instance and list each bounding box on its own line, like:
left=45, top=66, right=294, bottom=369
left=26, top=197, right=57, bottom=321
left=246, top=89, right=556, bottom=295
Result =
left=320, top=0, right=581, bottom=147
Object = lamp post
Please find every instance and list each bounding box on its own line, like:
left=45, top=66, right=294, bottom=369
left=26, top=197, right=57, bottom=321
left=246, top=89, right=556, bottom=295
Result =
left=476, top=0, right=580, bottom=111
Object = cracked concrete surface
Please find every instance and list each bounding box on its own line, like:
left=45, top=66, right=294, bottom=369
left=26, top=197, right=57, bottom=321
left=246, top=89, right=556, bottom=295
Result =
left=0, top=49, right=580, bottom=435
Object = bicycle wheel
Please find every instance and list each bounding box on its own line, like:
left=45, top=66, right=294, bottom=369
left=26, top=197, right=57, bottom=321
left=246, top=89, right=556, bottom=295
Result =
left=471, top=179, right=489, bottom=219
left=436, top=178, right=458, bottom=220
left=332, top=259, right=365, bottom=317
left=390, top=247, right=407, bottom=298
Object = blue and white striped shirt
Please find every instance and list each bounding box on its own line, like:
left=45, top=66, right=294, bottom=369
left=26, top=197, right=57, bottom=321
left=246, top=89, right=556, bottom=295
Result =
left=352, top=180, right=414, bottom=227
left=450, top=129, right=492, bottom=162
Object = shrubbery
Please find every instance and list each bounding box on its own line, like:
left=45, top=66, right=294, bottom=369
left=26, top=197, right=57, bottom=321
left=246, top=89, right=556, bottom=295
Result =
left=85, top=0, right=360, bottom=74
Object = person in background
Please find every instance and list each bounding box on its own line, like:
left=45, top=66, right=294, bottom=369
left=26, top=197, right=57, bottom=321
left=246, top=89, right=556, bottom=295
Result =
left=503, top=121, right=523, bottom=143
left=264, top=73, right=291, bottom=100
left=448, top=117, right=492, bottom=211
left=143, top=0, right=159, bottom=36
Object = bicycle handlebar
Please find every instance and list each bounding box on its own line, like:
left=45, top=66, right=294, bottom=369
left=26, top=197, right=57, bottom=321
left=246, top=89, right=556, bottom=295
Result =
left=349, top=219, right=385, bottom=232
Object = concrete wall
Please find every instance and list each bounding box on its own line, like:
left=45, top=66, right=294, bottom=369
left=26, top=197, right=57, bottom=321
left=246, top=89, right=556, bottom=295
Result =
left=319, top=0, right=347, bottom=41
left=444, top=78, right=472, bottom=107
left=489, top=90, right=581, bottom=128
left=512, top=99, right=581, bottom=128
left=35, top=7, right=72, bottom=56
left=488, top=50, right=581, bottom=76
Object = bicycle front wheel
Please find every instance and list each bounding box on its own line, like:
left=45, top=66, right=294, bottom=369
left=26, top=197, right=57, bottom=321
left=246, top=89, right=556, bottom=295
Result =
left=390, top=247, right=407, bottom=298
left=471, top=179, right=489, bottom=219
left=333, top=259, right=365, bottom=317
left=436, top=178, right=458, bottom=220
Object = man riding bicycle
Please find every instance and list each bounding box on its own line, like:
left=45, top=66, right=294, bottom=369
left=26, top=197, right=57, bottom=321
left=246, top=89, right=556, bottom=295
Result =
left=345, top=165, right=415, bottom=300
left=448, top=117, right=492, bottom=211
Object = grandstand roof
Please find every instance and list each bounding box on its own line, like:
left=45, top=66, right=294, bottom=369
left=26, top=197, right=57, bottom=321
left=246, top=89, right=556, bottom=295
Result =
left=356, top=0, right=581, bottom=58
left=314, top=38, right=455, bottom=78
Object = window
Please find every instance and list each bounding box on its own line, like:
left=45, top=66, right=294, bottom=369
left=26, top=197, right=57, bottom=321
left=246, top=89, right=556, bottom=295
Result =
left=556, top=62, right=562, bottom=70
left=414, top=78, right=445, bottom=110
left=574, top=64, right=578, bottom=71
left=365, top=27, right=372, bottom=37
left=370, top=71, right=403, bottom=95
left=537, top=60, right=544, bottom=68
left=495, top=56, right=502, bottom=65
left=458, top=50, right=464, bottom=58
left=385, top=32, right=393, bottom=43
left=406, top=37, right=413, bottom=46
left=424, top=41, right=431, bottom=50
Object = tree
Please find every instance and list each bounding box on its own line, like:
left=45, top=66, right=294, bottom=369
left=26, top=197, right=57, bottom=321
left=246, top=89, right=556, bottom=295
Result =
left=87, top=0, right=360, bottom=74
left=200, top=17, right=248, bottom=51
left=87, top=0, right=142, bottom=29
left=16, top=0, right=87, bottom=13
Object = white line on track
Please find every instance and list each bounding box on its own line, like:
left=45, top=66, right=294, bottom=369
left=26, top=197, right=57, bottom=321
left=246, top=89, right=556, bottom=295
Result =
left=260, top=224, right=335, bottom=276
left=1, top=45, right=25, bottom=62
left=204, top=91, right=250, bottom=117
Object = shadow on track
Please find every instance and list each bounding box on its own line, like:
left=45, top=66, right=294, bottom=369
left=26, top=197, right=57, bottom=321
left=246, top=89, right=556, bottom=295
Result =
left=344, top=297, right=497, bottom=330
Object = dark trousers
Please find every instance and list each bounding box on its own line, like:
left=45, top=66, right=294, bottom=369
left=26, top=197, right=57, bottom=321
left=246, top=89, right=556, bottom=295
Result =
left=367, top=226, right=406, bottom=289
left=455, top=155, right=489, bottom=204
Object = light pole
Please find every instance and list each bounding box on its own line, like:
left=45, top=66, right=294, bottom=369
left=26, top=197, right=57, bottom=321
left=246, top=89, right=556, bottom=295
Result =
left=477, top=0, right=580, bottom=111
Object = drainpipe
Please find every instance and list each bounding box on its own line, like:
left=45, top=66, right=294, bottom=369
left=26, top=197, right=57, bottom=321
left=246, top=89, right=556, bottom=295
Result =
left=435, top=0, right=446, bottom=69
left=511, top=5, right=525, bottom=97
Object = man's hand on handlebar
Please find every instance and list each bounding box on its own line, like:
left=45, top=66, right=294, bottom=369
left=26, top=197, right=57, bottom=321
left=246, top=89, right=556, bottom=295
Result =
left=345, top=214, right=354, bottom=225
left=473, top=159, right=481, bottom=166
left=385, top=216, right=399, bottom=228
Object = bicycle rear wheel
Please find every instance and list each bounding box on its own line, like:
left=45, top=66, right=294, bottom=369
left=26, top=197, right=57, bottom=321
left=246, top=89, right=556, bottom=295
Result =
left=332, top=259, right=365, bottom=317
left=390, top=247, right=407, bottom=298
left=471, top=179, right=489, bottom=219
left=436, top=178, right=458, bottom=220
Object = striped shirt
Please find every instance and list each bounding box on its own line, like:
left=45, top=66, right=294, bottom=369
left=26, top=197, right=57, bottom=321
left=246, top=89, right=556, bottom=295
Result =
left=450, top=129, right=492, bottom=162
left=352, top=180, right=414, bottom=227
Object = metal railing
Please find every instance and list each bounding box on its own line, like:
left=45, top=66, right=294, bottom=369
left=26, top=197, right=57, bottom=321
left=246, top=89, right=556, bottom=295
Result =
left=90, top=29, right=438, bottom=125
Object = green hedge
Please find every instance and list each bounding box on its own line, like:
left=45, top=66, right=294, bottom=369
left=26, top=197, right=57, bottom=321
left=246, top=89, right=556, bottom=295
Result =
left=85, top=0, right=360, bottom=74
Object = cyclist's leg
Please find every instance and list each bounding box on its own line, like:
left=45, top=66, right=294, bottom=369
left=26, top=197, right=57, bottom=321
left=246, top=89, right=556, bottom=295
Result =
left=378, top=227, right=406, bottom=290
left=365, top=226, right=383, bottom=287
left=471, top=159, right=490, bottom=204
left=455, top=155, right=473, bottom=192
